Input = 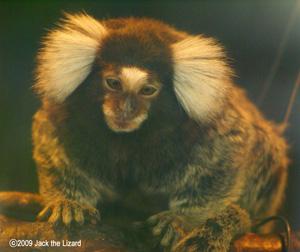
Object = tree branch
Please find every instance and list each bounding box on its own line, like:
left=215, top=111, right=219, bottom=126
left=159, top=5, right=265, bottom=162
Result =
left=0, top=191, right=299, bottom=252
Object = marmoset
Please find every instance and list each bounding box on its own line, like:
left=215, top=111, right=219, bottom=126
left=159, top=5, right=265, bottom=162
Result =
left=32, top=13, right=289, bottom=252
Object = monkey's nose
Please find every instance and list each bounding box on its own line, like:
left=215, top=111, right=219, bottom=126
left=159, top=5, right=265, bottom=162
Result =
left=118, top=96, right=138, bottom=121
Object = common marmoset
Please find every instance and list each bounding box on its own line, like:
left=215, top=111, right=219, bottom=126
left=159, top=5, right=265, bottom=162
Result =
left=32, top=13, right=289, bottom=252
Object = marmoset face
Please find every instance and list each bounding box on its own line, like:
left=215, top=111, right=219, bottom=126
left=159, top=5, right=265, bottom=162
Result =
left=35, top=14, right=233, bottom=130
left=101, top=66, right=162, bottom=132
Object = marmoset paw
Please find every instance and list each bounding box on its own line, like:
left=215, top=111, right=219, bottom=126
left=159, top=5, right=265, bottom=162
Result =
left=172, top=229, right=229, bottom=252
left=173, top=205, right=251, bottom=252
left=172, top=219, right=231, bottom=252
left=37, top=199, right=100, bottom=227
left=146, top=211, right=188, bottom=250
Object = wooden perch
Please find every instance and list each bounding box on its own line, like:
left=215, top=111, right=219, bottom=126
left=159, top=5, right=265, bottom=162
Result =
left=0, top=191, right=43, bottom=221
left=0, top=191, right=299, bottom=252
left=0, top=219, right=149, bottom=252
left=230, top=232, right=300, bottom=252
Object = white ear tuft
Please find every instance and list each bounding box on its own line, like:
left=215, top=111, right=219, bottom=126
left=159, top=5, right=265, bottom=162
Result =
left=171, top=36, right=233, bottom=124
left=35, top=13, right=107, bottom=103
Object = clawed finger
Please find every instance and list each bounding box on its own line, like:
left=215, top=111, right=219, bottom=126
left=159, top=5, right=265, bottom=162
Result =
left=36, top=199, right=100, bottom=228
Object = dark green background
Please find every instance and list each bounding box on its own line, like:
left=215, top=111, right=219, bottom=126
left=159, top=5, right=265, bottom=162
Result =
left=1, top=0, right=299, bottom=230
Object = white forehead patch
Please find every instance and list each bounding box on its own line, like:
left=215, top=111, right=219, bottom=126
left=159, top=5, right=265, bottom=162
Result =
left=120, top=67, right=149, bottom=91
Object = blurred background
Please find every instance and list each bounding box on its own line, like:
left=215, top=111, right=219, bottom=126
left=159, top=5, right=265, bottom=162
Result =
left=1, top=0, right=299, bottom=231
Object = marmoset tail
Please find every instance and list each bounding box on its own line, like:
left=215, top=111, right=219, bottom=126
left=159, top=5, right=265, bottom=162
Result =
left=32, top=13, right=289, bottom=252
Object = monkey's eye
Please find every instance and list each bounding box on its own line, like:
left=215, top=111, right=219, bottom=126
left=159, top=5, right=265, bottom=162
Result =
left=105, top=79, right=122, bottom=90
left=139, top=86, right=157, bottom=96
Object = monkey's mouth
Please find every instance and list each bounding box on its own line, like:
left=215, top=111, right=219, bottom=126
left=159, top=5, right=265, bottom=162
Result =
left=104, top=115, right=147, bottom=133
